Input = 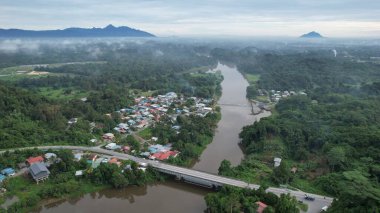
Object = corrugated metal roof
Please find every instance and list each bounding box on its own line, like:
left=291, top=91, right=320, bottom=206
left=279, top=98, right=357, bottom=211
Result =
left=30, top=163, right=49, bottom=175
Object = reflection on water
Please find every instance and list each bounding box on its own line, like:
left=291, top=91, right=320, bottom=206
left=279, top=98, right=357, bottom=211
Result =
left=34, top=181, right=212, bottom=213
left=34, top=63, right=270, bottom=213
left=193, top=63, right=271, bottom=173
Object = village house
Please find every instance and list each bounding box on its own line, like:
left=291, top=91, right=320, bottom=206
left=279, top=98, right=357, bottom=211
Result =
left=108, top=158, right=122, bottom=167
left=122, top=146, right=131, bottom=153
left=102, top=133, right=115, bottom=141
left=29, top=163, right=50, bottom=184
left=150, top=151, right=179, bottom=161
left=256, top=201, right=268, bottom=213
left=75, top=170, right=83, bottom=176
left=1, top=168, right=15, bottom=176
left=74, top=153, right=83, bottom=161
left=68, top=118, right=78, bottom=124
left=105, top=143, right=120, bottom=150
left=0, top=174, right=5, bottom=183
left=88, top=154, right=98, bottom=162
left=274, top=157, right=282, bottom=167
left=92, top=158, right=104, bottom=169
left=26, top=156, right=44, bottom=166
left=44, top=153, right=57, bottom=160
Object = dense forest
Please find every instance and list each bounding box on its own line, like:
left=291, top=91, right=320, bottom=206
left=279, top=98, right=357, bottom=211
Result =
left=211, top=46, right=380, bottom=212
left=205, top=186, right=301, bottom=213
left=0, top=41, right=219, bottom=149
left=2, top=39, right=380, bottom=212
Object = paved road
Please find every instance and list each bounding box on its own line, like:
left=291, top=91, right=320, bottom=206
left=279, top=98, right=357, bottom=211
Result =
left=1, top=145, right=333, bottom=212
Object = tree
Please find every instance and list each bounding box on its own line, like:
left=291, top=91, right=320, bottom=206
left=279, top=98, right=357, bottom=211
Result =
left=219, top=160, right=232, bottom=176
left=110, top=172, right=129, bottom=188
left=275, top=194, right=299, bottom=213
left=272, top=162, right=291, bottom=184
left=327, top=146, right=346, bottom=171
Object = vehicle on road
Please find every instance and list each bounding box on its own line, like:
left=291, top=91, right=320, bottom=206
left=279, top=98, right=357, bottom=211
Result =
left=321, top=206, right=328, bottom=211
left=304, top=194, right=315, bottom=201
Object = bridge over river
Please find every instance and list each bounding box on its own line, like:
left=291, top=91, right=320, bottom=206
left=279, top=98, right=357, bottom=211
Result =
left=2, top=145, right=333, bottom=212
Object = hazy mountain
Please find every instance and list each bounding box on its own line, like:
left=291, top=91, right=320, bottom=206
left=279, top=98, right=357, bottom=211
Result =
left=0, top=24, right=155, bottom=37
left=300, top=31, right=323, bottom=38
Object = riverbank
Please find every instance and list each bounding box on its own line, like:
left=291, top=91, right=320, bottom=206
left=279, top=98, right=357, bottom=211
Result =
left=1, top=63, right=272, bottom=213
left=193, top=63, right=271, bottom=173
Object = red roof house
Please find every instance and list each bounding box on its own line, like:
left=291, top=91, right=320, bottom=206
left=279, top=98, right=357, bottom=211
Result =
left=26, top=156, right=44, bottom=165
left=108, top=158, right=121, bottom=167
left=88, top=154, right=98, bottom=162
left=122, top=146, right=131, bottom=153
left=256, top=201, right=268, bottom=213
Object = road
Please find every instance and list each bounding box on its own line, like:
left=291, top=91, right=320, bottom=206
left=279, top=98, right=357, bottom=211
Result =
left=1, top=145, right=333, bottom=212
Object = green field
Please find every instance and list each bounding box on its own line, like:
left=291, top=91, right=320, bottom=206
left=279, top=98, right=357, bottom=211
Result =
left=245, top=74, right=260, bottom=85
left=36, top=87, right=89, bottom=101
left=137, top=128, right=153, bottom=140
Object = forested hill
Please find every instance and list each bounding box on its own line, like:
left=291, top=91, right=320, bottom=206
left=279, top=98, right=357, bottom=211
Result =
left=0, top=41, right=220, bottom=149
left=0, top=24, right=155, bottom=37
left=0, top=83, right=93, bottom=148
left=211, top=46, right=380, bottom=212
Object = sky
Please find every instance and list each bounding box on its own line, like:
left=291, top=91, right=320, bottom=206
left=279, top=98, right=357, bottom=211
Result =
left=0, top=0, right=379, bottom=37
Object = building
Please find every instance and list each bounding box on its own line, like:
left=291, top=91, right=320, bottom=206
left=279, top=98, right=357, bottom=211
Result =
left=75, top=170, right=83, bottom=176
left=108, top=158, right=122, bottom=167
left=0, top=174, right=5, bottom=183
left=29, top=163, right=50, bottom=184
left=105, top=143, right=119, bottom=150
left=274, top=157, right=282, bottom=167
left=102, top=133, right=115, bottom=141
left=88, top=154, right=98, bottom=162
left=74, top=153, right=83, bottom=161
left=68, top=118, right=78, bottom=124
left=122, top=146, right=131, bottom=153
left=150, top=151, right=179, bottom=161
left=26, top=156, right=44, bottom=166
left=1, top=168, right=15, bottom=176
left=44, top=153, right=57, bottom=160
left=256, top=201, right=268, bottom=213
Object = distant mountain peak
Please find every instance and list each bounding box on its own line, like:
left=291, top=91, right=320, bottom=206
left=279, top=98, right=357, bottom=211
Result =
left=104, top=24, right=116, bottom=29
left=0, top=24, right=155, bottom=38
left=300, top=31, right=323, bottom=38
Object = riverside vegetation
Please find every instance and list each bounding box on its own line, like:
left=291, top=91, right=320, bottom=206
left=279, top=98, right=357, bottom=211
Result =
left=210, top=45, right=380, bottom=212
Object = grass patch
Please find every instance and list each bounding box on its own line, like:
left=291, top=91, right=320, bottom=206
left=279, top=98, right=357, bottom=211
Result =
left=36, top=87, right=89, bottom=101
left=290, top=178, right=326, bottom=195
left=138, top=128, right=153, bottom=140
left=297, top=201, right=308, bottom=212
left=245, top=74, right=260, bottom=85
left=230, top=157, right=273, bottom=184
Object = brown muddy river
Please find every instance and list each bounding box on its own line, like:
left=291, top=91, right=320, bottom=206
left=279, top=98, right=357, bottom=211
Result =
left=34, top=63, right=271, bottom=213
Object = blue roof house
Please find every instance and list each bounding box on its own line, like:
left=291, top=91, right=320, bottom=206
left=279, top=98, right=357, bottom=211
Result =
left=1, top=168, right=15, bottom=176
left=0, top=174, right=6, bottom=182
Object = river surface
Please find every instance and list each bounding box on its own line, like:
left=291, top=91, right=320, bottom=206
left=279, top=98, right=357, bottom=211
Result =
left=193, top=63, right=270, bottom=173
left=34, top=63, right=270, bottom=213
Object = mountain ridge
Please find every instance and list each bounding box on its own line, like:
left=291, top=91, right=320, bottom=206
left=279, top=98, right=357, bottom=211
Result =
left=300, top=31, right=323, bottom=38
left=0, top=24, right=155, bottom=37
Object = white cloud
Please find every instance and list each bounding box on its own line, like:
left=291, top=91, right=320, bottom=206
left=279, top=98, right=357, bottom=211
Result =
left=0, top=0, right=379, bottom=37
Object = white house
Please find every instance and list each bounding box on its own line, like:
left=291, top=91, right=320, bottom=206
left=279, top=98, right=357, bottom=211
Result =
left=274, top=157, right=282, bottom=167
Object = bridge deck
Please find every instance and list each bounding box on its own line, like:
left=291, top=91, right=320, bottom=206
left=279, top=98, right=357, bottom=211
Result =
left=2, top=146, right=333, bottom=213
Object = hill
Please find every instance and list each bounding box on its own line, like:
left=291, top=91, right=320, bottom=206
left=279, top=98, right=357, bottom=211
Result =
left=0, top=24, right=155, bottom=37
left=300, top=31, right=323, bottom=38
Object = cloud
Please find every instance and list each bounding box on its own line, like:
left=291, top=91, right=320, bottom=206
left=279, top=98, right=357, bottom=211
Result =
left=0, top=0, right=379, bottom=37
